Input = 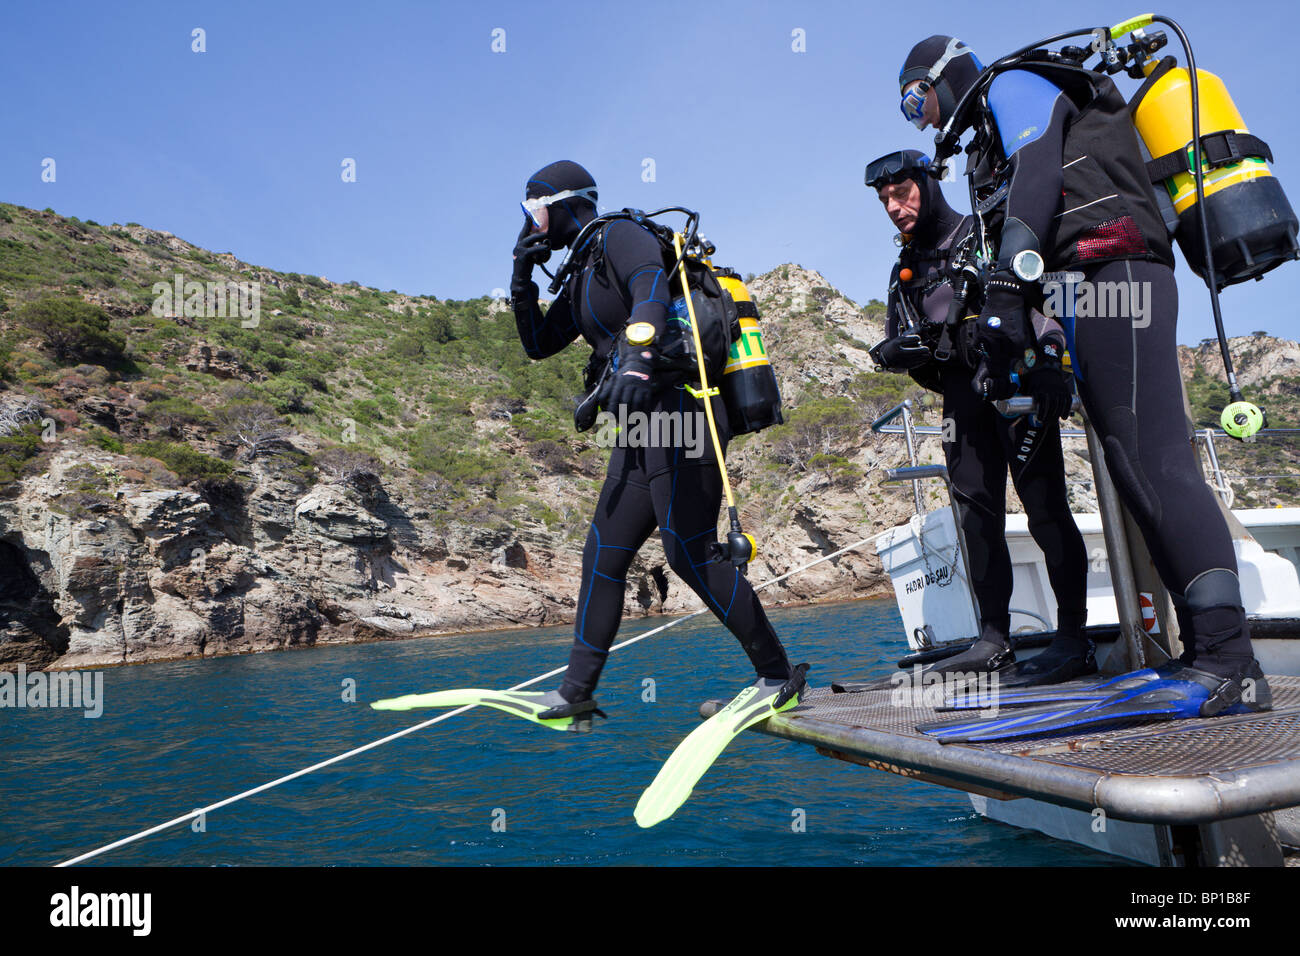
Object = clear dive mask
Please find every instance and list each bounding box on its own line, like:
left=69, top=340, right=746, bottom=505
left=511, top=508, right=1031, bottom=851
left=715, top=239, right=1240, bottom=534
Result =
left=521, top=186, right=599, bottom=229
left=900, top=84, right=930, bottom=130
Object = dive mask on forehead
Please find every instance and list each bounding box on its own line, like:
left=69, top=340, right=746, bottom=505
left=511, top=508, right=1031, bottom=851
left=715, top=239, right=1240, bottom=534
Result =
left=865, top=151, right=931, bottom=189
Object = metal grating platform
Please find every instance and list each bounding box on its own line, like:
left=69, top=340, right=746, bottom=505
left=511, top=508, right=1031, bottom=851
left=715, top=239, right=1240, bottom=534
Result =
left=705, top=676, right=1300, bottom=825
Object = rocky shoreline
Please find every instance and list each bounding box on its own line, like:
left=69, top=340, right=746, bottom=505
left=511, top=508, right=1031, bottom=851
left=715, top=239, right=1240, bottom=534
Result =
left=0, top=436, right=900, bottom=671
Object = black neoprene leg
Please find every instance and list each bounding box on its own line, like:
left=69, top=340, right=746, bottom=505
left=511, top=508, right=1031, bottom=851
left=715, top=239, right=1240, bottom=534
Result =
left=559, top=460, right=792, bottom=701
left=559, top=476, right=657, bottom=701
left=941, top=366, right=1013, bottom=644
left=1004, top=414, right=1089, bottom=625
left=1070, top=259, right=1255, bottom=672
left=649, top=463, right=793, bottom=681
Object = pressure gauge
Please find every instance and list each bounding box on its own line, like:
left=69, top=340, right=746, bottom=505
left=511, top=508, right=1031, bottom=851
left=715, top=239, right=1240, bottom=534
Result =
left=1012, top=249, right=1045, bottom=282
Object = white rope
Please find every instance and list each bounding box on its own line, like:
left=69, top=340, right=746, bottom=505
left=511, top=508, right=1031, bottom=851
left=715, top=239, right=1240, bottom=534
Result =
left=56, top=535, right=875, bottom=867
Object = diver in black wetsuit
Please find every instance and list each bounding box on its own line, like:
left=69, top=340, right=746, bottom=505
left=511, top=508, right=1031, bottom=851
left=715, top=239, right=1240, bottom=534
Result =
left=509, top=160, right=795, bottom=725
left=867, top=150, right=1091, bottom=685
left=895, top=35, right=1269, bottom=715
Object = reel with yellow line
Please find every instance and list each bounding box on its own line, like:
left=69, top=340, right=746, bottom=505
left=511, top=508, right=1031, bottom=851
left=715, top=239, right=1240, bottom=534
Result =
left=1221, top=400, right=1265, bottom=441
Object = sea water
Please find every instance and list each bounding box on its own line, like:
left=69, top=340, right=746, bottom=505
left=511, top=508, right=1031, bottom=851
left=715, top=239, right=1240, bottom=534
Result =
left=0, top=600, right=1125, bottom=866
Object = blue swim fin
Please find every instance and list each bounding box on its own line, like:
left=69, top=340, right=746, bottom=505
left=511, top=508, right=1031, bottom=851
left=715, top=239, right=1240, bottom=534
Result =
left=937, top=668, right=1162, bottom=712
left=917, top=662, right=1271, bottom=744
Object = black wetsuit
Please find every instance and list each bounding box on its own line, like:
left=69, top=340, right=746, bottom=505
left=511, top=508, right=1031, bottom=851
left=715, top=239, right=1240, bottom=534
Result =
left=880, top=173, right=1088, bottom=646
left=513, top=209, right=792, bottom=701
left=967, top=66, right=1255, bottom=674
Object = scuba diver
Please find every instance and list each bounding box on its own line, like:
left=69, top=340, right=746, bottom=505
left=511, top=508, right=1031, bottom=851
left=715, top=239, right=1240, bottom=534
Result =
left=893, top=34, right=1271, bottom=735
left=505, top=159, right=801, bottom=728
left=866, top=149, right=1091, bottom=686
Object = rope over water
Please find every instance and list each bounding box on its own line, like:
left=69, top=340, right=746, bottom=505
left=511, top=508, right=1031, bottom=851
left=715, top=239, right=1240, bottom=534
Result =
left=55, top=536, right=874, bottom=866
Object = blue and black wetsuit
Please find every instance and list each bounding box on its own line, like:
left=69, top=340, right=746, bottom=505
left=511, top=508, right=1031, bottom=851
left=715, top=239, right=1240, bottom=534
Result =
left=879, top=167, right=1088, bottom=647
left=513, top=205, right=792, bottom=702
left=974, top=65, right=1255, bottom=674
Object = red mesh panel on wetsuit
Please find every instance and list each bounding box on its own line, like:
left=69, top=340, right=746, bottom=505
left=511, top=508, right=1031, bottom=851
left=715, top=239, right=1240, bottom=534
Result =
left=1076, top=216, right=1149, bottom=260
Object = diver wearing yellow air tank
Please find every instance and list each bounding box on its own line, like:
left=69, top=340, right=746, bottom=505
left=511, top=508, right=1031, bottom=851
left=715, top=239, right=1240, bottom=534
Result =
left=897, top=29, right=1271, bottom=722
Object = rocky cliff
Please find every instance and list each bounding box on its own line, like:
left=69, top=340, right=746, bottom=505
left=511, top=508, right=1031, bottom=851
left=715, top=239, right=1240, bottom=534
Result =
left=2, top=204, right=1297, bottom=668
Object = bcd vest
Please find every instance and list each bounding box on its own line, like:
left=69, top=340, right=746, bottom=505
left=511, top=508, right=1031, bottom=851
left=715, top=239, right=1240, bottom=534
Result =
left=967, top=58, right=1175, bottom=271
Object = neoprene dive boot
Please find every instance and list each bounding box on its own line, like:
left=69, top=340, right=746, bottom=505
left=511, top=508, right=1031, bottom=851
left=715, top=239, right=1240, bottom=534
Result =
left=1000, top=609, right=1096, bottom=687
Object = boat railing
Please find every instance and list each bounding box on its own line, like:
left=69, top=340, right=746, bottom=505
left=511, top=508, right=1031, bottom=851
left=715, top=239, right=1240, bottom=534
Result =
left=872, top=399, right=1298, bottom=507
left=1193, top=427, right=1300, bottom=507
left=871, top=399, right=924, bottom=513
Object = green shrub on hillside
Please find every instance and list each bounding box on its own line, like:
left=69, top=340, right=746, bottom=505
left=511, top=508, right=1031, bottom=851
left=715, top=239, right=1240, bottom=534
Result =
left=349, top=398, right=384, bottom=424
left=262, top=377, right=313, bottom=414
left=0, top=423, right=45, bottom=487
left=387, top=333, right=426, bottom=361
left=408, top=418, right=503, bottom=492
left=142, top=397, right=210, bottom=435
left=129, top=440, right=233, bottom=483
left=266, top=315, right=305, bottom=338
left=14, top=297, right=127, bottom=364
left=426, top=310, right=456, bottom=345
left=87, top=427, right=125, bottom=453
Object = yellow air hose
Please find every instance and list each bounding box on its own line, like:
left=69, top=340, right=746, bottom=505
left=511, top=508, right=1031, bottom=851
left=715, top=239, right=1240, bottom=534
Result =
left=672, top=232, right=756, bottom=567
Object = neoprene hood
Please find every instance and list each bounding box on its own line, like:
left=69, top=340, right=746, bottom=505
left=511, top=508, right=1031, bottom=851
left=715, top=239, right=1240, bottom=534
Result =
left=899, top=36, right=983, bottom=127
left=526, top=160, right=598, bottom=249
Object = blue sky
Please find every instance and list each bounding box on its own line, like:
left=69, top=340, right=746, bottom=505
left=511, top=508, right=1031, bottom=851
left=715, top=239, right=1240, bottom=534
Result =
left=4, top=0, right=1299, bottom=344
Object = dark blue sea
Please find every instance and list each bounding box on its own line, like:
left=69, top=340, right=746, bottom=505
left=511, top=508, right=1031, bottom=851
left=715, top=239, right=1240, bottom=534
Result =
left=2, top=599, right=1124, bottom=866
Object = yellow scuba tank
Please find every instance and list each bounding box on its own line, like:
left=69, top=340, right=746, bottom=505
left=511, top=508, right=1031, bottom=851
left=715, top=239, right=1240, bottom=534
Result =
left=713, top=269, right=784, bottom=435
left=1131, top=56, right=1300, bottom=289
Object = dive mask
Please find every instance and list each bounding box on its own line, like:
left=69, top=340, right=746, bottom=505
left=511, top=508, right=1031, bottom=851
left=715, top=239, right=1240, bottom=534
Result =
left=900, top=84, right=930, bottom=130
left=866, top=151, right=931, bottom=189
left=521, top=187, right=598, bottom=217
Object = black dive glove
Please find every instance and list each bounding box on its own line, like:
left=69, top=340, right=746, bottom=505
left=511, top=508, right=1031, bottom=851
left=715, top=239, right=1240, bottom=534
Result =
left=974, top=274, right=1033, bottom=374
left=607, top=339, right=656, bottom=413
left=971, top=358, right=1018, bottom=401
left=511, top=220, right=551, bottom=301
left=971, top=272, right=1034, bottom=401
left=1020, top=336, right=1074, bottom=421
left=870, top=333, right=931, bottom=370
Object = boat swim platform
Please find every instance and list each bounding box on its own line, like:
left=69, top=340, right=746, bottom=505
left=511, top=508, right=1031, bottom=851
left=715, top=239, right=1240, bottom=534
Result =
left=703, top=676, right=1300, bottom=826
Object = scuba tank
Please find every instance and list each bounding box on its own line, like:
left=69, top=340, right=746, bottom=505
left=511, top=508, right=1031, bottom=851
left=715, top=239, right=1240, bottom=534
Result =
left=1131, top=57, right=1300, bottom=289
left=713, top=268, right=785, bottom=435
